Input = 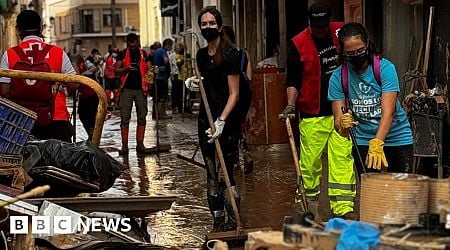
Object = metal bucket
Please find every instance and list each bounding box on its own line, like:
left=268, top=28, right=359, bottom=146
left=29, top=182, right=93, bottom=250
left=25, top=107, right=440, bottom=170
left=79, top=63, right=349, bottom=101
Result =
left=429, top=178, right=448, bottom=214
left=360, top=173, right=429, bottom=225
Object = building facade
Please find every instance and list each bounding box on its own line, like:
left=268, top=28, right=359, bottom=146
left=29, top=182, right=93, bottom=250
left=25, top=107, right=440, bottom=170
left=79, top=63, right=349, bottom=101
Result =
left=46, top=0, right=140, bottom=56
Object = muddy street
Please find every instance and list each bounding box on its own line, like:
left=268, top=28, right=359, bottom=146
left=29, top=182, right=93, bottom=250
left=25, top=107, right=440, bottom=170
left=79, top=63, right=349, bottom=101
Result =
left=71, top=99, right=299, bottom=248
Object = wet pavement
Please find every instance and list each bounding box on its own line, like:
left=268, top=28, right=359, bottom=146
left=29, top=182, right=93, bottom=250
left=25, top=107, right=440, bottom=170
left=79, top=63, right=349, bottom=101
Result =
left=71, top=99, right=299, bottom=249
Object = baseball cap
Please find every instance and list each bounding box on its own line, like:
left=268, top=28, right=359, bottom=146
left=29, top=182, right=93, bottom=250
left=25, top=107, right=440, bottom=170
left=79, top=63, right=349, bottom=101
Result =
left=308, top=2, right=331, bottom=29
left=16, top=10, right=42, bottom=31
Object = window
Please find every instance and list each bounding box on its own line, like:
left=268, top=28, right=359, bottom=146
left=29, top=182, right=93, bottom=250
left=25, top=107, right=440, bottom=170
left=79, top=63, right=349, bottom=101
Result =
left=60, top=16, right=69, bottom=33
left=81, top=9, right=100, bottom=33
left=103, top=9, right=122, bottom=27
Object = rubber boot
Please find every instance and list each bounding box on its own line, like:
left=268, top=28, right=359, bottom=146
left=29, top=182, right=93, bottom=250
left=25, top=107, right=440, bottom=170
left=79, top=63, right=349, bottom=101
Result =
left=306, top=196, right=320, bottom=222
left=119, top=127, right=129, bottom=155
left=224, top=186, right=241, bottom=231
left=136, top=125, right=154, bottom=154
left=211, top=212, right=226, bottom=232
left=208, top=196, right=226, bottom=232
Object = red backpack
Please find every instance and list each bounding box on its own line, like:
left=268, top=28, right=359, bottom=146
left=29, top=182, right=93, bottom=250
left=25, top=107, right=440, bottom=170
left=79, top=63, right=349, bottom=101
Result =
left=341, top=55, right=381, bottom=107
left=9, top=45, right=55, bottom=126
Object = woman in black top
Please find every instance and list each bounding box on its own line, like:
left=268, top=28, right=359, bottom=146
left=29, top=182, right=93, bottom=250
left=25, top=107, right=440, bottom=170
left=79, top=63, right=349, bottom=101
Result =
left=196, top=7, right=241, bottom=232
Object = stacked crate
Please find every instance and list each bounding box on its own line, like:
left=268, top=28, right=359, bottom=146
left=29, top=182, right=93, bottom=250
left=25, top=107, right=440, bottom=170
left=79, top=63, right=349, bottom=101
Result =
left=0, top=97, right=36, bottom=191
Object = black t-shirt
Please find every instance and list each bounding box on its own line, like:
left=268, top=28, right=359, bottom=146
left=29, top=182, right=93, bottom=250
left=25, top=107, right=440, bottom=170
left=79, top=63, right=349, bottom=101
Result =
left=117, top=48, right=147, bottom=90
left=196, top=44, right=240, bottom=121
left=286, top=31, right=338, bottom=117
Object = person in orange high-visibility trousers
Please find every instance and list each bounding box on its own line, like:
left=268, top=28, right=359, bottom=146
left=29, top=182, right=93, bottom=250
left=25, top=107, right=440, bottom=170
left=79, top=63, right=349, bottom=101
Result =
left=281, top=2, right=356, bottom=220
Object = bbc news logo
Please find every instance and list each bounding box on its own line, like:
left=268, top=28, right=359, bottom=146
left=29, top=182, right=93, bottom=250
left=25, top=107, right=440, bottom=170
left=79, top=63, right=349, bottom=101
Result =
left=10, top=216, right=132, bottom=235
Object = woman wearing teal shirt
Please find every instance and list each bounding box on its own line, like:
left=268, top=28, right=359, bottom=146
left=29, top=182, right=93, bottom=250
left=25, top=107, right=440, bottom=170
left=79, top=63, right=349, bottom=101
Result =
left=328, top=22, right=413, bottom=173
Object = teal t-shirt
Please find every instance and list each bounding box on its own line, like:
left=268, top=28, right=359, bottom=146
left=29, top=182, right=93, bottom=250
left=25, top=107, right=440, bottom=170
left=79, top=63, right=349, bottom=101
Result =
left=327, top=58, right=413, bottom=146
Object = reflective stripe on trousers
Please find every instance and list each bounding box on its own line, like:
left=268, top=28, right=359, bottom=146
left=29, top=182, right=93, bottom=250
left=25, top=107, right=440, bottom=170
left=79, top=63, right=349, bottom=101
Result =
left=298, top=115, right=356, bottom=216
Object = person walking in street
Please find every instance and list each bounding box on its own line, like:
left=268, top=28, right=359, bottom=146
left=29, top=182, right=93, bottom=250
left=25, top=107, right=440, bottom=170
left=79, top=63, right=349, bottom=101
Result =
left=328, top=22, right=413, bottom=173
left=222, top=25, right=254, bottom=175
left=196, top=7, right=242, bottom=232
left=172, top=43, right=187, bottom=114
left=77, top=48, right=103, bottom=140
left=153, top=39, right=173, bottom=119
left=0, top=10, right=77, bottom=142
left=104, top=48, right=121, bottom=109
left=280, top=2, right=356, bottom=220
left=115, top=33, right=152, bottom=155
left=168, top=42, right=181, bottom=113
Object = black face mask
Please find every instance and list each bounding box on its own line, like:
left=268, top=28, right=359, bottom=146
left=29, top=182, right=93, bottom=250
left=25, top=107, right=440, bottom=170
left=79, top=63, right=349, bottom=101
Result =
left=346, top=51, right=368, bottom=70
left=201, top=27, right=220, bottom=42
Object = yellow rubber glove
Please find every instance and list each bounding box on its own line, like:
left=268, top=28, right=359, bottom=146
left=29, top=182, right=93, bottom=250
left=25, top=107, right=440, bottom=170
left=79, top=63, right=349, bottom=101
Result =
left=365, top=138, right=389, bottom=170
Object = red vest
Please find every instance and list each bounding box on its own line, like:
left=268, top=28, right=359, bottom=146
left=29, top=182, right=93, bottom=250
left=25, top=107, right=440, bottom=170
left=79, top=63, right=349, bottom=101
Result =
left=291, top=22, right=343, bottom=114
left=119, top=48, right=149, bottom=96
left=104, top=54, right=117, bottom=79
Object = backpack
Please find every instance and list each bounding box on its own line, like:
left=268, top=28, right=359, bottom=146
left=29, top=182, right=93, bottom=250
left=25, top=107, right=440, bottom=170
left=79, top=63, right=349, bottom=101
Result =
left=341, top=55, right=381, bottom=107
left=10, top=45, right=55, bottom=126
left=237, top=48, right=252, bottom=123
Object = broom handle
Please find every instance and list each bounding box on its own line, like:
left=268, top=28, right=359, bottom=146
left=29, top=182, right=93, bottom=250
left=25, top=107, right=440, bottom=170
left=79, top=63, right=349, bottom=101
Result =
left=194, top=65, right=242, bottom=232
left=285, top=116, right=308, bottom=212
left=0, top=185, right=50, bottom=207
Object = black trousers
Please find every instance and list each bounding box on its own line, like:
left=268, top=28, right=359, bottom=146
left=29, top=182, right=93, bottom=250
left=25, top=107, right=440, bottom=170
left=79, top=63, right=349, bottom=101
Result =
left=171, top=75, right=183, bottom=111
left=78, top=96, right=99, bottom=139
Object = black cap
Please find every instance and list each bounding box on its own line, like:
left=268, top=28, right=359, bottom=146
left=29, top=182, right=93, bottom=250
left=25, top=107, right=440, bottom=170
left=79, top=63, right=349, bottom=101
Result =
left=16, top=10, right=42, bottom=31
left=308, top=2, right=331, bottom=29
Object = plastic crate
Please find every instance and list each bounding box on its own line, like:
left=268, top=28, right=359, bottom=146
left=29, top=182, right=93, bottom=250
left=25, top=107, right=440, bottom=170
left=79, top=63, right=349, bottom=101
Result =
left=0, top=97, right=37, bottom=154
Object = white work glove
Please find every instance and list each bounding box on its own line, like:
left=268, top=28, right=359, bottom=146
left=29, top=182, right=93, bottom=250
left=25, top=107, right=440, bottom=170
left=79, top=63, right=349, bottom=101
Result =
left=206, top=119, right=225, bottom=143
left=185, top=76, right=201, bottom=89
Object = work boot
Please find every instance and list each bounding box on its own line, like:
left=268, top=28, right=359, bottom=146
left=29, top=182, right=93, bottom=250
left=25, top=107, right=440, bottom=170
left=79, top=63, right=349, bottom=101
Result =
left=224, top=186, right=241, bottom=231
left=306, top=197, right=320, bottom=222
left=119, top=127, right=129, bottom=155
left=136, top=125, right=155, bottom=154
left=211, top=211, right=226, bottom=232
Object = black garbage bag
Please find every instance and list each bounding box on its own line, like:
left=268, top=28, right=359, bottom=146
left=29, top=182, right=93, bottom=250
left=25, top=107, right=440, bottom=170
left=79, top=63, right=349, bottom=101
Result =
left=23, top=139, right=125, bottom=191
